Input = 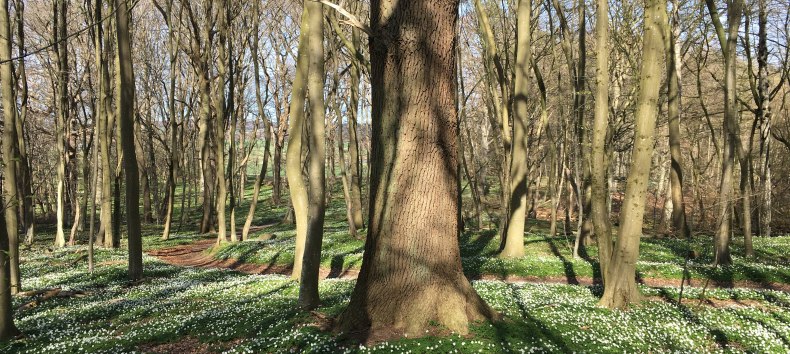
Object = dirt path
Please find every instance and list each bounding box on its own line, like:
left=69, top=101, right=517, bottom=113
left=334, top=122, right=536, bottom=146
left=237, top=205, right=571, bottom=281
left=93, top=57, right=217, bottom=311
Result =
left=147, top=240, right=790, bottom=293
left=147, top=239, right=360, bottom=279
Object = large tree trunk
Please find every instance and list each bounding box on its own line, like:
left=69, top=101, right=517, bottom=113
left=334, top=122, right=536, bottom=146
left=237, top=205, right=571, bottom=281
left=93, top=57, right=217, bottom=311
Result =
left=500, top=0, right=532, bottom=258
left=0, top=0, right=20, bottom=295
left=286, top=8, right=310, bottom=281
left=591, top=0, right=612, bottom=279
left=297, top=0, right=326, bottom=310
left=705, top=0, right=744, bottom=266
left=115, top=0, right=142, bottom=281
left=336, top=0, right=497, bottom=337
left=599, top=0, right=665, bottom=309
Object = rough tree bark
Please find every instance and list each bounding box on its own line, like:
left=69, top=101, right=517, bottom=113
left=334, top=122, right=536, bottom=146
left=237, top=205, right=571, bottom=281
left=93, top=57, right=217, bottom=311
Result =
left=336, top=0, right=497, bottom=337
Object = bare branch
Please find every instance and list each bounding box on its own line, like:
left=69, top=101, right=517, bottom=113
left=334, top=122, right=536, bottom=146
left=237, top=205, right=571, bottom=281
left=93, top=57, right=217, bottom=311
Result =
left=313, top=0, right=372, bottom=36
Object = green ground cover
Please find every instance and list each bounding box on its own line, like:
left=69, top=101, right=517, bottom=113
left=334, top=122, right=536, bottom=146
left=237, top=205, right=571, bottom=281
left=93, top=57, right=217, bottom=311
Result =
left=4, top=241, right=790, bottom=353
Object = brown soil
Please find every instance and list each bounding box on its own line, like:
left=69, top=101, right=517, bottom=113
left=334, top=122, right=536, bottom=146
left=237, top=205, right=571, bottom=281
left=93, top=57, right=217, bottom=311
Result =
left=147, top=239, right=790, bottom=293
left=147, top=239, right=360, bottom=280
left=138, top=336, right=243, bottom=354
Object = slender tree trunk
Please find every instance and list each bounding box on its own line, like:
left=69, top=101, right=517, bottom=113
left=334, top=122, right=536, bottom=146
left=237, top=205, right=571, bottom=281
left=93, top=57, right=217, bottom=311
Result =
left=599, top=0, right=665, bottom=309
left=297, top=0, right=326, bottom=310
left=757, top=0, right=771, bottom=239
left=287, top=8, right=310, bottom=281
left=592, top=0, right=613, bottom=279
left=54, top=0, right=68, bottom=248
left=213, top=0, right=230, bottom=245
left=224, top=3, right=237, bottom=243
left=14, top=0, right=33, bottom=246
left=115, top=0, right=142, bottom=281
left=160, top=0, right=178, bottom=241
left=97, top=1, right=113, bottom=247
left=665, top=0, right=691, bottom=241
left=347, top=3, right=364, bottom=230
left=330, top=46, right=358, bottom=239
left=500, top=0, right=532, bottom=258
left=705, top=0, right=744, bottom=266
left=337, top=0, right=497, bottom=336
left=242, top=0, right=272, bottom=241
left=112, top=3, right=123, bottom=250
left=88, top=110, right=98, bottom=272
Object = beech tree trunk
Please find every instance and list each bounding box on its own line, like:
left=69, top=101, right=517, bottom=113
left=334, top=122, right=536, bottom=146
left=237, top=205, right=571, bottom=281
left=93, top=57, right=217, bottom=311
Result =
left=214, top=0, right=230, bottom=245
left=0, top=198, right=19, bottom=340
left=14, top=0, right=34, bottom=246
left=297, top=0, right=326, bottom=310
left=336, top=0, right=497, bottom=337
left=599, top=0, right=665, bottom=309
left=347, top=3, right=365, bottom=230
left=665, top=0, right=691, bottom=241
left=242, top=0, right=272, bottom=241
left=0, top=0, right=20, bottom=295
left=500, top=0, right=532, bottom=258
left=286, top=8, right=311, bottom=281
left=705, top=0, right=744, bottom=266
left=53, top=0, right=68, bottom=248
left=756, top=0, right=771, bottom=239
left=591, top=0, right=613, bottom=279
left=98, top=2, right=114, bottom=247
left=115, top=0, right=143, bottom=281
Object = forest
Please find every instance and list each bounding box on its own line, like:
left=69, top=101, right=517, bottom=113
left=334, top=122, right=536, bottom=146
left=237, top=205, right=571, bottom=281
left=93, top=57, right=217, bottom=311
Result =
left=0, top=0, right=789, bottom=352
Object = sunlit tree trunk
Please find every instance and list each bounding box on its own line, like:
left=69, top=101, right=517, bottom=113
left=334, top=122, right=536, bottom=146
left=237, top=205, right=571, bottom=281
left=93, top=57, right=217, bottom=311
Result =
left=0, top=0, right=20, bottom=295
left=297, top=0, right=326, bottom=309
left=337, top=0, right=497, bottom=337
left=599, top=0, right=666, bottom=309
left=591, top=0, right=613, bottom=279
left=287, top=8, right=311, bottom=281
left=500, top=0, right=532, bottom=258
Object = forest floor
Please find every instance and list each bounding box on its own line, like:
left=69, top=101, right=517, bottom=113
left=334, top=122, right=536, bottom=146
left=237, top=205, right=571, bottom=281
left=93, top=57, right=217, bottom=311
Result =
left=5, top=184, right=790, bottom=353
